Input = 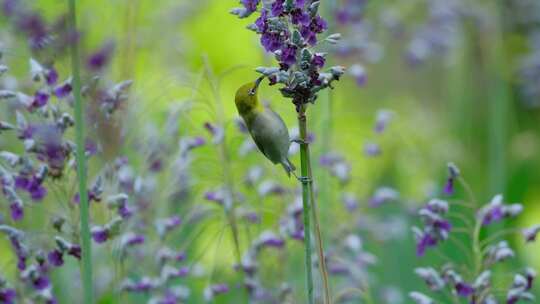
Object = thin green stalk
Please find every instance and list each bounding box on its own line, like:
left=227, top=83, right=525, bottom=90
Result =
left=68, top=1, right=93, bottom=303
left=201, top=58, right=247, bottom=301
left=298, top=105, right=314, bottom=304
left=487, top=1, right=510, bottom=195
left=307, top=146, right=331, bottom=304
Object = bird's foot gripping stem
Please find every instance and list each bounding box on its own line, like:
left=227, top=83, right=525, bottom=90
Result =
left=295, top=174, right=312, bottom=184
left=291, top=138, right=308, bottom=145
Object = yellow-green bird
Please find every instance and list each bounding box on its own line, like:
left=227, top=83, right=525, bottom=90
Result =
left=235, top=78, right=296, bottom=177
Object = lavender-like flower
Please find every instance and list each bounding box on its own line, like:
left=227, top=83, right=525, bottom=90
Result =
left=478, top=194, right=523, bottom=226
left=413, top=198, right=451, bottom=256
left=232, top=0, right=344, bottom=106
left=443, top=162, right=460, bottom=195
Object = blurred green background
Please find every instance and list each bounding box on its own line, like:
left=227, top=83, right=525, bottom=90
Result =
left=1, top=0, right=540, bottom=303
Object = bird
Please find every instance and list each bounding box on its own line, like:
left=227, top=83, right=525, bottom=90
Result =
left=234, top=78, right=296, bottom=177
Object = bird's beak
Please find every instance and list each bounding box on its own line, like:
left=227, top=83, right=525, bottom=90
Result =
left=249, top=76, right=264, bottom=96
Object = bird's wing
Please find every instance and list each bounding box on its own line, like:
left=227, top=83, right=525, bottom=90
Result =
left=268, top=109, right=291, bottom=155
left=250, top=128, right=271, bottom=160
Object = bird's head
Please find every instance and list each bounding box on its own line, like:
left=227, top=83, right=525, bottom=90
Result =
left=235, top=77, right=264, bottom=117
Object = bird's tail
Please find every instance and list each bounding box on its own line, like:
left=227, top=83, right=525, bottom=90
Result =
left=281, top=158, right=296, bottom=177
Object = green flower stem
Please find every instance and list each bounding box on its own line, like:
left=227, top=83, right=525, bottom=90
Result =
left=307, top=145, right=331, bottom=304
left=68, top=1, right=93, bottom=303
left=487, top=2, right=510, bottom=195
left=298, top=104, right=330, bottom=304
left=298, top=105, right=314, bottom=304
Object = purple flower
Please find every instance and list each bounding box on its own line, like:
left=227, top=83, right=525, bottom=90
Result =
left=45, top=68, right=58, bottom=85
left=363, top=142, right=381, bottom=157
left=121, top=233, right=145, bottom=247
left=54, top=83, right=72, bottom=98
left=270, top=0, right=284, bottom=17
left=91, top=226, right=109, bottom=244
left=47, top=250, right=64, bottom=267
left=478, top=194, right=523, bottom=226
left=300, top=24, right=317, bottom=45
left=416, top=233, right=437, bottom=257
left=525, top=268, right=536, bottom=290
left=204, top=190, right=225, bottom=204
left=85, top=139, right=98, bottom=156
left=369, top=187, right=399, bottom=207
left=2, top=0, right=18, bottom=16
left=443, top=163, right=460, bottom=195
left=254, top=9, right=268, bottom=32
left=28, top=179, right=47, bottom=201
left=342, top=192, right=359, bottom=211
left=349, top=64, right=367, bottom=86
left=374, top=109, right=393, bottom=133
left=18, top=124, right=36, bottom=140
left=290, top=8, right=310, bottom=25
left=310, top=15, right=328, bottom=34
left=32, top=275, right=50, bottom=290
left=67, top=245, right=81, bottom=260
left=241, top=0, right=259, bottom=13
left=87, top=41, right=115, bottom=71
left=295, top=0, right=306, bottom=8
left=261, top=31, right=285, bottom=52
left=280, top=44, right=297, bottom=66
left=31, top=90, right=49, bottom=109
left=255, top=231, right=285, bottom=249
left=443, top=177, right=454, bottom=195
left=118, top=203, right=133, bottom=219
left=16, top=13, right=48, bottom=49
left=0, top=288, right=16, bottom=304
left=203, top=122, right=224, bottom=144
left=414, top=199, right=452, bottom=256
left=523, top=224, right=540, bottom=242
left=10, top=202, right=24, bottom=221
left=455, top=282, right=474, bottom=297
left=312, top=53, right=325, bottom=68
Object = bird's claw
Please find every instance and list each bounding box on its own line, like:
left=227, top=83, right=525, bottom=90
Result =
left=291, top=138, right=308, bottom=145
left=297, top=176, right=312, bottom=184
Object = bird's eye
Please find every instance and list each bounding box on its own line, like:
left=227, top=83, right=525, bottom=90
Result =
left=248, top=88, right=256, bottom=96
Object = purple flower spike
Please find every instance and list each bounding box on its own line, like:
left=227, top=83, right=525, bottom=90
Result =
left=48, top=250, right=64, bottom=267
